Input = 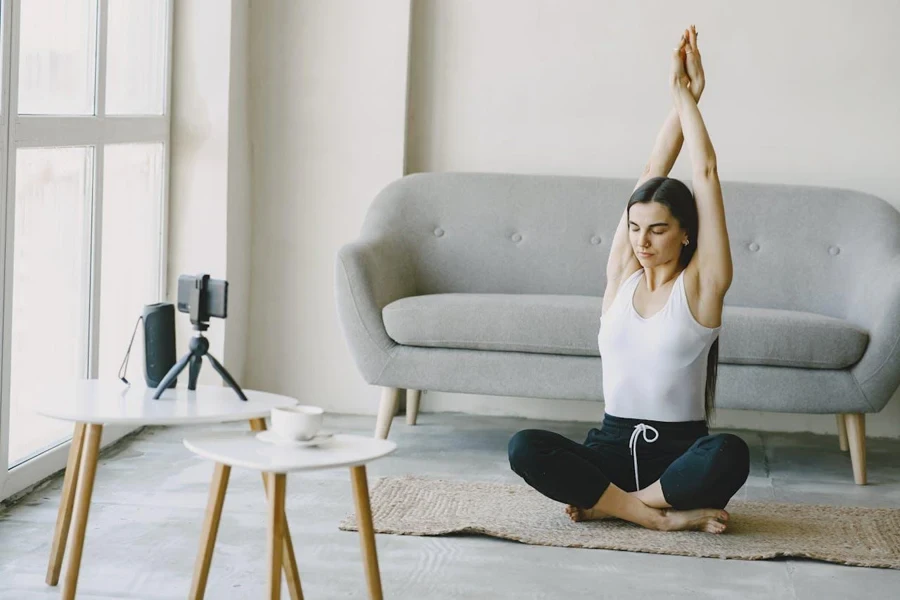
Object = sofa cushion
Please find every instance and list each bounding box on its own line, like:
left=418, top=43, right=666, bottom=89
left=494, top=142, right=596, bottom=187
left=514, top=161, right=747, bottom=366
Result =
left=382, top=294, right=869, bottom=370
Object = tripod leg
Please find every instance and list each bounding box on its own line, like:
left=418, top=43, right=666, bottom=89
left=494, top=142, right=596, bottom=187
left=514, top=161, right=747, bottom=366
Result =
left=188, top=354, right=203, bottom=390
left=153, top=353, right=192, bottom=399
left=206, top=353, right=248, bottom=401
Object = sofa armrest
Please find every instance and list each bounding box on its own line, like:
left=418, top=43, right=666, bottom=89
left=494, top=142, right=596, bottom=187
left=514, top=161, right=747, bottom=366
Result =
left=335, top=236, right=416, bottom=383
left=846, top=258, right=900, bottom=411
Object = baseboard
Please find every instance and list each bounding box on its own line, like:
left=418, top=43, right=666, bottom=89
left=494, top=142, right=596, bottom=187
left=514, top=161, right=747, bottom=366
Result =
left=401, top=390, right=900, bottom=439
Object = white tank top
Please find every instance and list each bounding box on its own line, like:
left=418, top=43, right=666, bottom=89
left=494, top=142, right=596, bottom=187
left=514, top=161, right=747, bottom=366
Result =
left=597, top=268, right=721, bottom=422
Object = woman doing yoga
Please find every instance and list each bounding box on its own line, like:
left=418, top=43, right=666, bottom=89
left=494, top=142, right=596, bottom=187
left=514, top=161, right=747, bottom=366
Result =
left=508, top=26, right=750, bottom=534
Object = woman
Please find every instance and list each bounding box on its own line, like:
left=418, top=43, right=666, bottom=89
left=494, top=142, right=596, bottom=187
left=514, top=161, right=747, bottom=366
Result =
left=508, top=26, right=750, bottom=534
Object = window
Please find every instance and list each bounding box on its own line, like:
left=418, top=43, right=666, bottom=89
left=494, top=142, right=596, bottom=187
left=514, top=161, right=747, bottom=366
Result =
left=0, top=0, right=172, bottom=499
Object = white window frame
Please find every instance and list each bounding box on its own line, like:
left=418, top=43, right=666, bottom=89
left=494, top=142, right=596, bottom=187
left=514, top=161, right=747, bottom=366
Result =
left=0, top=0, right=173, bottom=501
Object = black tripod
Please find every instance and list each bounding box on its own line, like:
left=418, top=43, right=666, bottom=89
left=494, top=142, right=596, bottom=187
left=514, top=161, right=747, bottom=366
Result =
left=152, top=320, right=247, bottom=400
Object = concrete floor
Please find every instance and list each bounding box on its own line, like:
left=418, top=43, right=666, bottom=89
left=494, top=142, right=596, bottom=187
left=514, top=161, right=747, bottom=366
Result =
left=1, top=412, right=899, bottom=599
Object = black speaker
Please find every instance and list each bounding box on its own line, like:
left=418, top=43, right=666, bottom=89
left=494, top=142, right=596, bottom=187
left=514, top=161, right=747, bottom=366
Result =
left=143, top=302, right=177, bottom=388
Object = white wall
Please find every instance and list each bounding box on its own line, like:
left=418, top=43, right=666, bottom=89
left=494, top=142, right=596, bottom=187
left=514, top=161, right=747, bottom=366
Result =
left=244, top=0, right=900, bottom=437
left=245, top=1, right=411, bottom=399
left=170, top=0, right=250, bottom=383
left=224, top=0, right=252, bottom=382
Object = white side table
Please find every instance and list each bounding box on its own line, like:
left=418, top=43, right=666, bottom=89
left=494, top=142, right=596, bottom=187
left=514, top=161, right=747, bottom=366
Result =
left=33, top=379, right=299, bottom=600
left=183, top=431, right=396, bottom=600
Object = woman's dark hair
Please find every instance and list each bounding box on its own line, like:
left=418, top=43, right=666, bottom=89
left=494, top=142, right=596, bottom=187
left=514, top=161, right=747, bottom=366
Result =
left=627, top=176, right=719, bottom=424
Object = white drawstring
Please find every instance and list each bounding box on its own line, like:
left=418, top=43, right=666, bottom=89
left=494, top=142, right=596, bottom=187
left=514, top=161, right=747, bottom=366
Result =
left=628, top=423, right=659, bottom=491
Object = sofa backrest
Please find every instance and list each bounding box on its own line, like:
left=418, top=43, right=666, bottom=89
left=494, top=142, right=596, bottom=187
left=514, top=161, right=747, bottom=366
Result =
left=360, top=172, right=900, bottom=317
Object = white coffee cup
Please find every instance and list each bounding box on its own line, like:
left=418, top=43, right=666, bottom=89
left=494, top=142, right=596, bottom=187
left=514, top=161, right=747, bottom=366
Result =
left=270, top=405, right=324, bottom=441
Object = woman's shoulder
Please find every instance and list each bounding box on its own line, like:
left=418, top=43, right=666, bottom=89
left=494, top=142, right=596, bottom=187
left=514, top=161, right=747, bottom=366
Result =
left=680, top=263, right=724, bottom=329
left=601, top=267, right=643, bottom=317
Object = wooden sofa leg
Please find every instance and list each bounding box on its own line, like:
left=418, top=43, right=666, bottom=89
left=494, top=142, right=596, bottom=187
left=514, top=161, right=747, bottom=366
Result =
left=844, top=413, right=867, bottom=485
left=836, top=413, right=849, bottom=451
left=406, top=390, right=421, bottom=425
left=375, top=387, right=400, bottom=439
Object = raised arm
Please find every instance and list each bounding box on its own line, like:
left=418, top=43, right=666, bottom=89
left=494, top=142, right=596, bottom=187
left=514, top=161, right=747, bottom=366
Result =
left=606, top=28, right=706, bottom=285
left=634, top=26, right=706, bottom=193
left=671, top=26, right=733, bottom=294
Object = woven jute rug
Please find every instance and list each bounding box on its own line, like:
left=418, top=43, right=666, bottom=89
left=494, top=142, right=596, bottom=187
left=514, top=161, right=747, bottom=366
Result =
left=339, top=475, right=900, bottom=569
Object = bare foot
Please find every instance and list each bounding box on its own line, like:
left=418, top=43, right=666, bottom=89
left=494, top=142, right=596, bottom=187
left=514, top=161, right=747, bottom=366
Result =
left=565, top=504, right=614, bottom=522
left=658, top=508, right=729, bottom=534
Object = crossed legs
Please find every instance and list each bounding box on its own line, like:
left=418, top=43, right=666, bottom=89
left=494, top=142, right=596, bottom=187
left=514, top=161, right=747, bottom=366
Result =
left=508, top=428, right=749, bottom=533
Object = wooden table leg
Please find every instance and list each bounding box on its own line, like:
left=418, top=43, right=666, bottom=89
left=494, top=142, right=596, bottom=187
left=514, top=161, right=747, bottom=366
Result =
left=350, top=465, right=383, bottom=600
left=61, top=423, right=103, bottom=600
left=190, top=463, right=231, bottom=600
left=268, top=473, right=287, bottom=600
left=250, top=419, right=304, bottom=600
left=46, top=422, right=86, bottom=586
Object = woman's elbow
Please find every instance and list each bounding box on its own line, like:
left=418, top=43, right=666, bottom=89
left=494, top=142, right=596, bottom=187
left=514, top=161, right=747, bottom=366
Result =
left=695, top=162, right=718, bottom=180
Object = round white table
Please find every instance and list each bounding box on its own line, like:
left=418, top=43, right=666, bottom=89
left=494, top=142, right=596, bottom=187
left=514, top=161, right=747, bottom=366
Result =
left=33, top=379, right=298, bottom=600
left=183, top=432, right=396, bottom=600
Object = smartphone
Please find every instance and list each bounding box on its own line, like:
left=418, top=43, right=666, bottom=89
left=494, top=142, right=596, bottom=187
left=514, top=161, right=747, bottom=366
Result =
left=176, top=274, right=228, bottom=321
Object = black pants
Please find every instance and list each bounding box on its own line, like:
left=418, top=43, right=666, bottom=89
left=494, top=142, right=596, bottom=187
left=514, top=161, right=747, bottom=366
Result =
left=508, top=413, right=750, bottom=510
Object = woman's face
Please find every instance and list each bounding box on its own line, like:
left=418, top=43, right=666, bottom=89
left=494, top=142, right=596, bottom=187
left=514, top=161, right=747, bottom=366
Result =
left=628, top=201, right=688, bottom=266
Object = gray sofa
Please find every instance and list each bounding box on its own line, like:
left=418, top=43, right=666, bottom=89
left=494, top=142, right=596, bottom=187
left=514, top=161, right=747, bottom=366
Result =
left=335, top=171, right=900, bottom=485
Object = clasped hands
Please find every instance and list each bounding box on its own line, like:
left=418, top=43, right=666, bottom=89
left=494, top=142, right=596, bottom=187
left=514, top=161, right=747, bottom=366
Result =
left=671, top=24, right=705, bottom=103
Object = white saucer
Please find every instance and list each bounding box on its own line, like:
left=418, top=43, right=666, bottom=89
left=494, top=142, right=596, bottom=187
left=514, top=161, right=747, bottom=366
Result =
left=256, top=430, right=334, bottom=447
